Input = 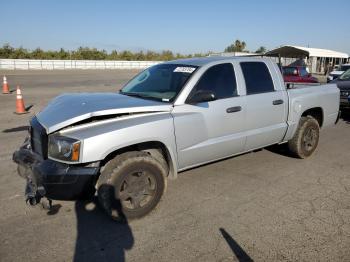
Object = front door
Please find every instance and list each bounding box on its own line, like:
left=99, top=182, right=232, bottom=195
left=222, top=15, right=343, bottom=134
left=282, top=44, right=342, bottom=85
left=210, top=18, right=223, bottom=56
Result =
left=172, top=63, right=247, bottom=169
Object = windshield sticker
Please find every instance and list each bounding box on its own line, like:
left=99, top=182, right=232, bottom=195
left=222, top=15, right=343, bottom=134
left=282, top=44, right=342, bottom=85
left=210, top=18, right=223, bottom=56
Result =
left=173, top=67, right=196, bottom=73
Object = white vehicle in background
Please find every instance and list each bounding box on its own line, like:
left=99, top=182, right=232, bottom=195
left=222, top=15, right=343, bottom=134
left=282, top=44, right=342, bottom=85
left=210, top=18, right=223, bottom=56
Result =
left=327, top=64, right=350, bottom=82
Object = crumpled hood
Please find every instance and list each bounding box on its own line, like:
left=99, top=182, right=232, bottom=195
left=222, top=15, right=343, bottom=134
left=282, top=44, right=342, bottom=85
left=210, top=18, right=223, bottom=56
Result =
left=36, top=93, right=172, bottom=133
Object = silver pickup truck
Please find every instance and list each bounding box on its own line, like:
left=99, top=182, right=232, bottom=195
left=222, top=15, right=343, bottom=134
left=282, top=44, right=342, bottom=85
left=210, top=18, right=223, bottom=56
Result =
left=13, top=56, right=340, bottom=220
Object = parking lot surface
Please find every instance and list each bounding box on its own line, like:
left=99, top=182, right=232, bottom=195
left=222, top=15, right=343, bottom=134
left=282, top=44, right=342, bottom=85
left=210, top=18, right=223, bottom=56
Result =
left=0, top=70, right=349, bottom=262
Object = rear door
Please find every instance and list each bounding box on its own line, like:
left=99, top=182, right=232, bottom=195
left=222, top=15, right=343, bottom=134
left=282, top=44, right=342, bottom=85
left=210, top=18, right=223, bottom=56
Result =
left=240, top=61, right=288, bottom=150
left=172, top=62, right=246, bottom=169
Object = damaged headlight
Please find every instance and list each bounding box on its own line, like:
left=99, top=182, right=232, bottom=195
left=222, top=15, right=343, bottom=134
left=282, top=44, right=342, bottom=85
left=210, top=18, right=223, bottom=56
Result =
left=48, top=135, right=81, bottom=162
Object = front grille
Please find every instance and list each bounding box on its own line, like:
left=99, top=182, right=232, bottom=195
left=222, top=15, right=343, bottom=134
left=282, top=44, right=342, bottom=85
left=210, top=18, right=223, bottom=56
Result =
left=30, top=117, right=48, bottom=159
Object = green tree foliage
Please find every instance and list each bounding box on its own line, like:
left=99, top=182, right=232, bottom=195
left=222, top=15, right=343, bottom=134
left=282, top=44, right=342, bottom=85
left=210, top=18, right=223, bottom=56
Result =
left=0, top=43, right=15, bottom=58
left=0, top=43, right=210, bottom=61
left=12, top=47, right=30, bottom=59
left=31, top=48, right=45, bottom=59
left=224, top=39, right=247, bottom=52
left=255, top=46, right=267, bottom=54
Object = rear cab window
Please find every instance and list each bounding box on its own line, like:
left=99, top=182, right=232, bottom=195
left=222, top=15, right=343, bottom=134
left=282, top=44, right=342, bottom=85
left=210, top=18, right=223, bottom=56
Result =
left=240, top=62, right=275, bottom=95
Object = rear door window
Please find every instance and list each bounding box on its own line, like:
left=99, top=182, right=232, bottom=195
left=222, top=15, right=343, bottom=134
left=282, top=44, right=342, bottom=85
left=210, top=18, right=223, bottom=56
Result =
left=240, top=62, right=275, bottom=95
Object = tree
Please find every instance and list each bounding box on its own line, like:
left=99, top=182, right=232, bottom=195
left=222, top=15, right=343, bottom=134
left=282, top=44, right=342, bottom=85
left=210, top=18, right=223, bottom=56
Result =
left=0, top=43, right=15, bottom=58
left=134, top=51, right=145, bottom=61
left=109, top=50, right=119, bottom=60
left=119, top=50, right=134, bottom=60
left=224, top=39, right=247, bottom=52
left=57, top=48, right=70, bottom=59
left=255, top=46, right=267, bottom=54
left=0, top=43, right=208, bottom=61
left=160, top=50, right=174, bottom=61
left=11, top=46, right=29, bottom=59
left=31, top=48, right=45, bottom=59
left=145, top=50, right=157, bottom=61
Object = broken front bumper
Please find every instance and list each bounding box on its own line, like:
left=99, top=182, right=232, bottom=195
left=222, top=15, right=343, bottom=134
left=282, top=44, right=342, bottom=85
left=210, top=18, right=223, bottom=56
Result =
left=13, top=143, right=100, bottom=204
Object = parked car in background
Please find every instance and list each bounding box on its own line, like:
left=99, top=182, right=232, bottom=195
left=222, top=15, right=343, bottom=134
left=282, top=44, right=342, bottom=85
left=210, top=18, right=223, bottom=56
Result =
left=331, top=68, right=350, bottom=109
left=283, top=66, right=319, bottom=83
left=327, top=64, right=350, bottom=82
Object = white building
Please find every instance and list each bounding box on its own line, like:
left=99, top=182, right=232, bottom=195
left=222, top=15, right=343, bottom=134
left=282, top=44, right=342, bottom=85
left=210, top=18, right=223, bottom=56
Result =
left=265, top=45, right=349, bottom=74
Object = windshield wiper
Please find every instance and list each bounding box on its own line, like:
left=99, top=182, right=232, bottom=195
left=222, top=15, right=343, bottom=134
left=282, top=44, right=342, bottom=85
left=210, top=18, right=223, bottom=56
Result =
left=119, top=91, right=164, bottom=102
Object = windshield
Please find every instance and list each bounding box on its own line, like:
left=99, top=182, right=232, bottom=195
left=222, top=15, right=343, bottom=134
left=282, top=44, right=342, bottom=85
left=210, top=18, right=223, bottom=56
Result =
left=299, top=67, right=309, bottom=77
left=120, top=64, right=198, bottom=102
left=339, top=69, right=350, bottom=81
left=283, top=67, right=298, bottom=76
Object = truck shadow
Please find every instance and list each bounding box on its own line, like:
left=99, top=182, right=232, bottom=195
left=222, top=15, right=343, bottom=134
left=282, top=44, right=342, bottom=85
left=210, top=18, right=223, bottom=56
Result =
left=2, top=125, right=29, bottom=133
left=219, top=228, right=254, bottom=262
left=73, top=190, right=134, bottom=262
left=265, top=143, right=292, bottom=158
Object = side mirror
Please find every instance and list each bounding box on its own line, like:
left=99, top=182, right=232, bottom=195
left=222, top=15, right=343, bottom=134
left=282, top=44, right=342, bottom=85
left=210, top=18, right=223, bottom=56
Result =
left=187, top=90, right=216, bottom=104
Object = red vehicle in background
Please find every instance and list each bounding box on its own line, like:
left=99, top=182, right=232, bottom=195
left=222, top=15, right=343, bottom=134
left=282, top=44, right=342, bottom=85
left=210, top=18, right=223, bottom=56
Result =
left=282, top=66, right=319, bottom=83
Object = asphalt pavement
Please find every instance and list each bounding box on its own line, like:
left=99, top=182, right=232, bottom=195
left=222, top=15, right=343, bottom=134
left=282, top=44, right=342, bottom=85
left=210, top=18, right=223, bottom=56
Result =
left=0, top=70, right=349, bottom=262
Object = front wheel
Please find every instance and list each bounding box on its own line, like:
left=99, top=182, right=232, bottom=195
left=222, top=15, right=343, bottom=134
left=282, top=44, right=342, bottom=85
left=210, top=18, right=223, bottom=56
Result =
left=97, top=151, right=167, bottom=220
left=288, top=116, right=320, bottom=158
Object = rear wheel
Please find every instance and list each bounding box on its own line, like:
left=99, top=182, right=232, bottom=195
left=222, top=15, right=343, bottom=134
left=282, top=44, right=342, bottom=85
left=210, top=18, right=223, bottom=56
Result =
left=97, top=151, right=167, bottom=220
left=288, top=116, right=320, bottom=158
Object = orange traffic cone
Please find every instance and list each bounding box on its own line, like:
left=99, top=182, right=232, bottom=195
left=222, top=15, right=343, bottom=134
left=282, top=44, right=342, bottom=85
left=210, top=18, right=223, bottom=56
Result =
left=2, top=76, right=10, bottom=94
left=15, top=86, right=28, bottom=114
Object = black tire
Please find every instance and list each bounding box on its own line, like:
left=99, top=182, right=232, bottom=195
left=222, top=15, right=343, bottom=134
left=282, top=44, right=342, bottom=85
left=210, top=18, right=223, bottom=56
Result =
left=288, top=116, right=320, bottom=158
left=97, top=151, right=167, bottom=220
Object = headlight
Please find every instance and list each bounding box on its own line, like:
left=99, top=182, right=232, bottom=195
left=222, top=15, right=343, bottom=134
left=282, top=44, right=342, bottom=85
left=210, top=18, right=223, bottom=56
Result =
left=48, top=135, right=81, bottom=162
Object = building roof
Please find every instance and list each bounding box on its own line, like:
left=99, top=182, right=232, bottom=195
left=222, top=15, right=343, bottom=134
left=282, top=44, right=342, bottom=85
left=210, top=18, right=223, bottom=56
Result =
left=265, top=45, right=349, bottom=59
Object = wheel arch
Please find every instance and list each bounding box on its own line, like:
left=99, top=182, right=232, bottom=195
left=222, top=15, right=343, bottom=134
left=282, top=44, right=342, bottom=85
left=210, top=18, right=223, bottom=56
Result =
left=100, top=141, right=178, bottom=179
left=301, top=107, right=324, bottom=127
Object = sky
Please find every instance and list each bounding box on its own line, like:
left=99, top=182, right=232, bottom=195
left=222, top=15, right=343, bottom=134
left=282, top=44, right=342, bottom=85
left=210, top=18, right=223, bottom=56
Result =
left=1, top=0, right=349, bottom=55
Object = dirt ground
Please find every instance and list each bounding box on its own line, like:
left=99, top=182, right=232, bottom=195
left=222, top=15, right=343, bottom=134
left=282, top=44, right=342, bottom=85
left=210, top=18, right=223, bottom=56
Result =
left=0, top=70, right=349, bottom=262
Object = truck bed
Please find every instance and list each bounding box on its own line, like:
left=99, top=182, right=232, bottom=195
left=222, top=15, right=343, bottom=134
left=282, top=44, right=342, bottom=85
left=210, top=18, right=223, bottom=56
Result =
left=283, top=83, right=340, bottom=141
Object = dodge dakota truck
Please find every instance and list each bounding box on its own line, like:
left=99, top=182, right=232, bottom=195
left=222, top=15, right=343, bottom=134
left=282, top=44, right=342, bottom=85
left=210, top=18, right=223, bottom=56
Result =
left=13, top=56, right=340, bottom=220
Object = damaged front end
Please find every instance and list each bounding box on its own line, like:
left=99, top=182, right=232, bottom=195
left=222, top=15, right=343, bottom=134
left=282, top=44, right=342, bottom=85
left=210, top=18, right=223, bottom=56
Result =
left=13, top=137, right=45, bottom=205
left=12, top=92, right=172, bottom=207
left=13, top=117, right=100, bottom=206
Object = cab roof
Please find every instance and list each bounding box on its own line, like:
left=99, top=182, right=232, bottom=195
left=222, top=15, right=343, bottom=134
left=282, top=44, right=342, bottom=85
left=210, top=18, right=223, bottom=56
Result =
left=163, top=56, right=268, bottom=67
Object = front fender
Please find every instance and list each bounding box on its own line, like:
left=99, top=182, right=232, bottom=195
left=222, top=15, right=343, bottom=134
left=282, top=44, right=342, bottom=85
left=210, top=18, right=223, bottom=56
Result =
left=59, top=112, right=179, bottom=177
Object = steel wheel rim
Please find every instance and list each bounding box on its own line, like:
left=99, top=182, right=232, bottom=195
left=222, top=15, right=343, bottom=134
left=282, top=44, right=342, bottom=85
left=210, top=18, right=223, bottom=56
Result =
left=302, top=126, right=317, bottom=151
left=118, top=171, right=157, bottom=211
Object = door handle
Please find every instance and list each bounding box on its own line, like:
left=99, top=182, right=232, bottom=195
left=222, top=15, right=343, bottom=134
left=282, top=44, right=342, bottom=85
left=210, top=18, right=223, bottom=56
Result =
left=272, top=99, right=284, bottom=105
left=226, top=106, right=242, bottom=113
